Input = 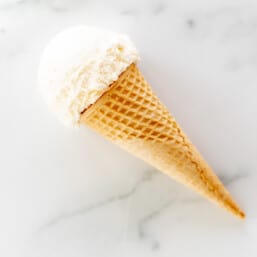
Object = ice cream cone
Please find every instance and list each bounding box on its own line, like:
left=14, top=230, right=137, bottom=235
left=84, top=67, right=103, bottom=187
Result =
left=38, top=26, right=245, bottom=219
left=81, top=63, right=245, bottom=219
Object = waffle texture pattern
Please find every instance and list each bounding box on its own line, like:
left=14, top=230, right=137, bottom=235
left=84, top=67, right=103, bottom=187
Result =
left=81, top=64, right=244, bottom=218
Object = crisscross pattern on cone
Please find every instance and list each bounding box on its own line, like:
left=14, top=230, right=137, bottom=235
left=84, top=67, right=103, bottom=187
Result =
left=81, top=63, right=244, bottom=218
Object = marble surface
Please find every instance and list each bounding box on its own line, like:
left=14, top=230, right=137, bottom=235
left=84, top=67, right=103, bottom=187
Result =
left=0, top=0, right=257, bottom=256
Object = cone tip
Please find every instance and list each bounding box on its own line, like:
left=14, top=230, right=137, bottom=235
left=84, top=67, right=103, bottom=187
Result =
left=236, top=209, right=245, bottom=219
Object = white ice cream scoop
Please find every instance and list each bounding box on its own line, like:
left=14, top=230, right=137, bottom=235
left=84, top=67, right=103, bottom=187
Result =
left=38, top=25, right=139, bottom=126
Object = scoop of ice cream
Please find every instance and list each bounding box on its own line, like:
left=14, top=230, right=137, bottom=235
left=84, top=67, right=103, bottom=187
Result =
left=38, top=26, right=139, bottom=126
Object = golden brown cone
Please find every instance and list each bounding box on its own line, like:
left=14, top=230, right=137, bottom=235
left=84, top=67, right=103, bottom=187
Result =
left=81, top=63, right=245, bottom=219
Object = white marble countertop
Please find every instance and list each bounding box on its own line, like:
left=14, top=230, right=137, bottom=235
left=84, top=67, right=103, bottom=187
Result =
left=0, top=0, right=257, bottom=256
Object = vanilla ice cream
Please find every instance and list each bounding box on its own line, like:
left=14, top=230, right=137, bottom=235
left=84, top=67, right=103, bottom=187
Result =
left=38, top=26, right=139, bottom=126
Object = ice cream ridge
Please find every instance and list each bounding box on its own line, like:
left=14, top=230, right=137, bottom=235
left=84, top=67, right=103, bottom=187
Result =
left=38, top=25, right=245, bottom=219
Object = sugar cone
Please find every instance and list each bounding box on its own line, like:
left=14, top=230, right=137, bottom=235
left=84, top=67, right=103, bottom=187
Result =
left=81, top=63, right=245, bottom=218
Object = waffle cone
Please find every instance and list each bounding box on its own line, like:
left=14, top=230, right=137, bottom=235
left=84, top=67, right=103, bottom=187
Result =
left=81, top=64, right=244, bottom=218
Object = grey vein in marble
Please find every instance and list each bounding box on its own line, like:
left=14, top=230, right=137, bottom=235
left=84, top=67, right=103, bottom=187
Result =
left=48, top=0, right=70, bottom=13
left=186, top=19, right=196, bottom=29
left=37, top=168, right=247, bottom=236
left=37, top=170, right=157, bottom=233
left=192, top=6, right=257, bottom=37
left=0, top=0, right=74, bottom=12
left=0, top=0, right=25, bottom=10
left=134, top=171, right=247, bottom=250
left=219, top=171, right=248, bottom=186
left=152, top=2, right=166, bottom=16
left=0, top=27, right=6, bottom=34
left=120, top=8, right=138, bottom=16
left=138, top=200, right=174, bottom=251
